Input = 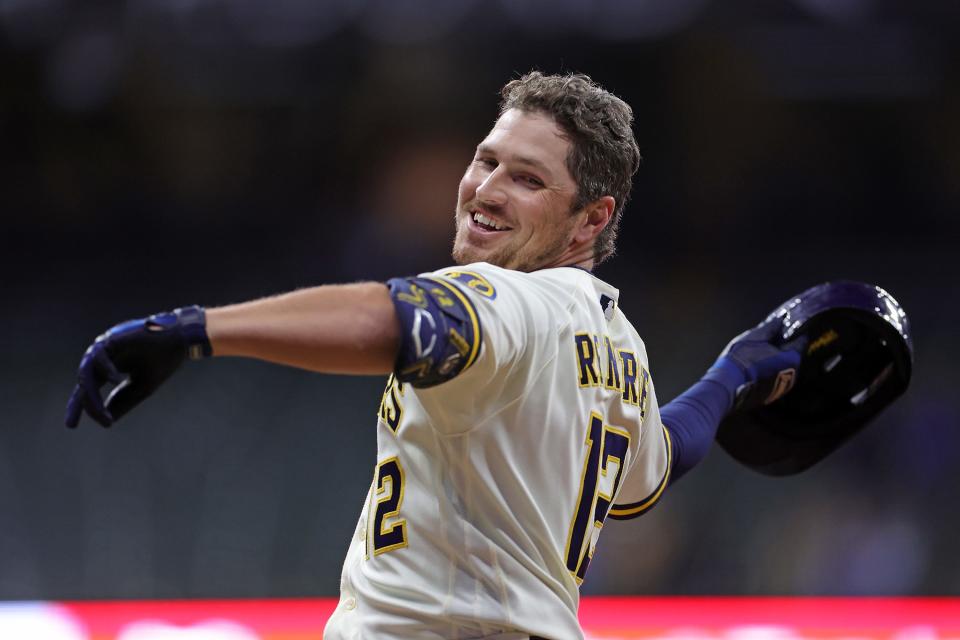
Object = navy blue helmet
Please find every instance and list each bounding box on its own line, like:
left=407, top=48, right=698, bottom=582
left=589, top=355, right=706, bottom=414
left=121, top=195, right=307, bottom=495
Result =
left=716, top=281, right=914, bottom=476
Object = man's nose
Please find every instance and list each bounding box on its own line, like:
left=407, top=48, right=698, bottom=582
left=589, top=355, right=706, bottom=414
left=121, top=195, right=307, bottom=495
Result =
left=475, top=167, right=507, bottom=208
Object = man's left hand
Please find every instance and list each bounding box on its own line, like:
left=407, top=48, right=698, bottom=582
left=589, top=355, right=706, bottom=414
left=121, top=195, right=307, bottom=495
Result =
left=65, top=306, right=211, bottom=428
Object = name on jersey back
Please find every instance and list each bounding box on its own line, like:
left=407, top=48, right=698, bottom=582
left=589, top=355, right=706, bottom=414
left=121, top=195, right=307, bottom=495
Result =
left=574, top=332, right=649, bottom=417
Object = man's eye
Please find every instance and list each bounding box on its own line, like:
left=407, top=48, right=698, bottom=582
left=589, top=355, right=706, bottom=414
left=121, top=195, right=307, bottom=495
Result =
left=521, top=175, right=544, bottom=187
left=474, top=158, right=497, bottom=168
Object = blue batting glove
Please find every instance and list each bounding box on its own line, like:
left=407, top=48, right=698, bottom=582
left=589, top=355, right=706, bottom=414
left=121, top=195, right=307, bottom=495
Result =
left=65, top=306, right=212, bottom=428
left=704, top=316, right=807, bottom=413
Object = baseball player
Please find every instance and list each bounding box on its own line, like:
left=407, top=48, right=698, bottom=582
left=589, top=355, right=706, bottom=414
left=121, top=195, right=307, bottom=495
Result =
left=66, top=72, right=804, bottom=639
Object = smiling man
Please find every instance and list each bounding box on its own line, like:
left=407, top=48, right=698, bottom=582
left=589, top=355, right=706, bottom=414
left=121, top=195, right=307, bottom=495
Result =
left=453, top=107, right=612, bottom=272
left=66, top=72, right=805, bottom=639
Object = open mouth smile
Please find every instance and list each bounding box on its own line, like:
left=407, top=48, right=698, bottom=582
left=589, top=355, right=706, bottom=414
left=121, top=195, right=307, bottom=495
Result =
left=470, top=211, right=512, bottom=233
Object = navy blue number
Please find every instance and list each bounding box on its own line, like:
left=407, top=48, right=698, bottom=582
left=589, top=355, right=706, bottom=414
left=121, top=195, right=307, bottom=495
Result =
left=371, top=458, right=408, bottom=555
left=565, top=413, right=630, bottom=583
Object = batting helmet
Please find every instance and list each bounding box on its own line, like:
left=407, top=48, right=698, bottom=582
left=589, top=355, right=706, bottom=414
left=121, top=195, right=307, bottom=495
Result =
left=715, top=281, right=914, bottom=476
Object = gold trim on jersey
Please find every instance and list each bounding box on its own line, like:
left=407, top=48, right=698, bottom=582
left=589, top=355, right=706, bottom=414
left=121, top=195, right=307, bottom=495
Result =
left=437, top=269, right=497, bottom=298
left=608, top=424, right=673, bottom=519
left=421, top=276, right=482, bottom=371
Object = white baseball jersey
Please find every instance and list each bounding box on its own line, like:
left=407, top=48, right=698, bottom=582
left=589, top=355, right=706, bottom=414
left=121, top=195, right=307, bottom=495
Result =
left=324, top=262, right=672, bottom=640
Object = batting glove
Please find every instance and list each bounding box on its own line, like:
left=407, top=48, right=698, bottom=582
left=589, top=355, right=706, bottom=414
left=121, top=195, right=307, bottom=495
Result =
left=704, top=316, right=807, bottom=413
left=65, top=306, right=212, bottom=428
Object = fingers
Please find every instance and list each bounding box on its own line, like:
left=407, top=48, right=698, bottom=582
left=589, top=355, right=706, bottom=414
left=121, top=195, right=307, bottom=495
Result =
left=64, top=382, right=114, bottom=428
left=67, top=313, right=189, bottom=428
left=78, top=368, right=115, bottom=427
left=764, top=335, right=808, bottom=376
left=784, top=333, right=809, bottom=355
left=777, top=350, right=802, bottom=375
left=65, top=343, right=122, bottom=428
left=753, top=346, right=802, bottom=382
left=105, top=378, right=154, bottom=421
left=720, top=327, right=762, bottom=358
left=64, top=386, right=83, bottom=429
left=95, top=347, right=126, bottom=385
left=751, top=317, right=785, bottom=343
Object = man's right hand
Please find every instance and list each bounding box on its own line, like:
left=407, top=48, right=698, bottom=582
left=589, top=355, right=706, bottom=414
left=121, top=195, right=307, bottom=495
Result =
left=65, top=306, right=212, bottom=428
left=701, top=312, right=809, bottom=416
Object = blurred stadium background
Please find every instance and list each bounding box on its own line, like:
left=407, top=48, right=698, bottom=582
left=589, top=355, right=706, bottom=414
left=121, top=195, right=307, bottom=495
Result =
left=2, top=0, right=959, bottom=612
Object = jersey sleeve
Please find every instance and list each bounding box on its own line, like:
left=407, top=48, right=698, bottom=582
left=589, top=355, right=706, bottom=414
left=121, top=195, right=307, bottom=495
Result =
left=608, top=380, right=673, bottom=520
left=387, top=275, right=483, bottom=388
left=402, top=263, right=573, bottom=434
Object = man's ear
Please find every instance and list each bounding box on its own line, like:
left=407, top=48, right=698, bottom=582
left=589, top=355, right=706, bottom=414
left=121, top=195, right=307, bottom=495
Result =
left=573, top=196, right=615, bottom=244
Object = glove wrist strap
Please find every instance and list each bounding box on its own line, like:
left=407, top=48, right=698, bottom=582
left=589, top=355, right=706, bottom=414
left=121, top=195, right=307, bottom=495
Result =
left=174, top=305, right=213, bottom=359
left=704, top=356, right=748, bottom=393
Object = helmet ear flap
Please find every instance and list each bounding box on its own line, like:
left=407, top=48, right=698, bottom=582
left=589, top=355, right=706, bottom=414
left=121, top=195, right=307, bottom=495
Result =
left=716, top=281, right=913, bottom=476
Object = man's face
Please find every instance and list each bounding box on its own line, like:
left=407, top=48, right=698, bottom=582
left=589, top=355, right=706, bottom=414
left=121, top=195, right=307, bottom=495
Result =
left=452, top=109, right=582, bottom=272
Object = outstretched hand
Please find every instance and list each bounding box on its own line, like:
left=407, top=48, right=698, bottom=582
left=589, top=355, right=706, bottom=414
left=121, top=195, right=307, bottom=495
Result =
left=65, top=306, right=211, bottom=428
left=709, top=316, right=807, bottom=412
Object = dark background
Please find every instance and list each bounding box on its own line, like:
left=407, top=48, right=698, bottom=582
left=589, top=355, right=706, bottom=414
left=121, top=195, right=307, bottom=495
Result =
left=2, top=0, right=958, bottom=599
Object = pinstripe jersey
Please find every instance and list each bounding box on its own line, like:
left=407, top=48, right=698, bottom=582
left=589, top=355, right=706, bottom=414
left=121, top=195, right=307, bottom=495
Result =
left=324, top=262, right=671, bottom=640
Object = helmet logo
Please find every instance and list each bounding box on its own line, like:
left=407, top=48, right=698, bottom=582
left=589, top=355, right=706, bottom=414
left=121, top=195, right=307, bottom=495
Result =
left=764, top=369, right=797, bottom=405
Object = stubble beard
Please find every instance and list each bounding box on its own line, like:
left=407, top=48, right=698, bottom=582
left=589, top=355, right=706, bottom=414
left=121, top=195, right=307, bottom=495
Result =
left=451, top=209, right=570, bottom=272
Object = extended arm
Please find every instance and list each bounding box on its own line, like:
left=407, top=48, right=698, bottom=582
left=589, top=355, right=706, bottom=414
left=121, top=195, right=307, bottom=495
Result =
left=65, top=273, right=485, bottom=428
left=660, top=319, right=805, bottom=483
left=660, top=361, right=740, bottom=483
left=65, top=282, right=400, bottom=428
left=207, top=282, right=399, bottom=374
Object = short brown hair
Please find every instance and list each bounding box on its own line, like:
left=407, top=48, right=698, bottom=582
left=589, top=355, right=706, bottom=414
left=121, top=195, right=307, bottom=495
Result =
left=499, top=71, right=641, bottom=265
